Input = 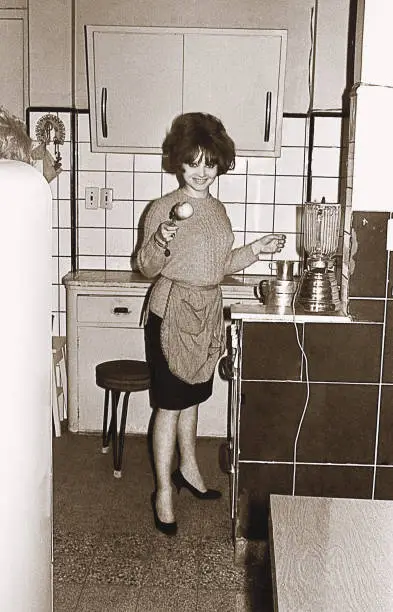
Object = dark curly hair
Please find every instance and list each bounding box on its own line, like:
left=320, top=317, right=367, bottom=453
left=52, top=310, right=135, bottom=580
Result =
left=162, top=112, right=235, bottom=180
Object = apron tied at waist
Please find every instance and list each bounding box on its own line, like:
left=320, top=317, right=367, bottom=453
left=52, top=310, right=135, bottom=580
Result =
left=160, top=280, right=225, bottom=384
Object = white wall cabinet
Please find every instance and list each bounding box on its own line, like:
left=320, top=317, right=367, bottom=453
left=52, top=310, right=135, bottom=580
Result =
left=86, top=28, right=183, bottom=152
left=86, top=26, right=287, bottom=157
left=63, top=270, right=259, bottom=437
left=0, top=9, right=28, bottom=118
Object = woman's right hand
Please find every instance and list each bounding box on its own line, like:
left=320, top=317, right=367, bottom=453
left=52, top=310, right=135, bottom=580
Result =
left=251, top=233, right=286, bottom=255
left=155, top=221, right=178, bottom=244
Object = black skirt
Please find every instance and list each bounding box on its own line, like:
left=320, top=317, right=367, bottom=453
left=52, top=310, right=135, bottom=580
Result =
left=144, top=310, right=214, bottom=411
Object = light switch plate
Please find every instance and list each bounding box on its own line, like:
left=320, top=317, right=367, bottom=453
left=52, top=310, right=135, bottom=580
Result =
left=100, top=188, right=113, bottom=209
left=85, top=186, right=99, bottom=209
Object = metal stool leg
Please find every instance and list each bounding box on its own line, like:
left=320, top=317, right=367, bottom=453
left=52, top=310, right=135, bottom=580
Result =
left=113, top=391, right=130, bottom=478
left=102, top=389, right=111, bottom=453
left=110, top=390, right=120, bottom=477
left=97, top=359, right=150, bottom=478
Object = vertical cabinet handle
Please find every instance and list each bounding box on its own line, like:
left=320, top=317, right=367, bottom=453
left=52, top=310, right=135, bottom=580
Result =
left=264, top=91, right=272, bottom=142
left=101, top=87, right=108, bottom=138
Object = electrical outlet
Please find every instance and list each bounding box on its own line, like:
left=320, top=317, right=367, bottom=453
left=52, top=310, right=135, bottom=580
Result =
left=85, top=187, right=99, bottom=209
left=100, top=188, right=113, bottom=209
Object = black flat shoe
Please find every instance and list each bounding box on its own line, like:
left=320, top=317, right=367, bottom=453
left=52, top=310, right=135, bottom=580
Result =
left=151, top=492, right=177, bottom=536
left=171, top=468, right=222, bottom=500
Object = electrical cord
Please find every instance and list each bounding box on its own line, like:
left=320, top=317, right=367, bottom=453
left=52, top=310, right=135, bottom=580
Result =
left=290, top=2, right=315, bottom=494
left=290, top=278, right=310, bottom=496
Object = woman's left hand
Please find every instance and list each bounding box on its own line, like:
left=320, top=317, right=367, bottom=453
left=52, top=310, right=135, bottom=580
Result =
left=251, top=234, right=286, bottom=255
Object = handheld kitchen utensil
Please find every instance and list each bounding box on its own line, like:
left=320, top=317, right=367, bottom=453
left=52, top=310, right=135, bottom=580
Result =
left=295, top=199, right=341, bottom=312
left=164, top=201, right=194, bottom=257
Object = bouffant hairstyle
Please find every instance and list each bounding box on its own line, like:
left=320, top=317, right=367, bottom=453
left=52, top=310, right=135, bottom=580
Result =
left=162, top=112, right=235, bottom=180
left=0, top=107, right=32, bottom=164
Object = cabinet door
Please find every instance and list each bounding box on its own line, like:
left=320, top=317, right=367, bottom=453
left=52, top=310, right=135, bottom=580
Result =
left=0, top=10, right=28, bottom=118
left=77, top=324, right=228, bottom=435
left=86, top=27, right=183, bottom=152
left=198, top=363, right=229, bottom=437
left=242, top=322, right=302, bottom=380
left=183, top=31, right=287, bottom=156
left=77, top=326, right=151, bottom=433
left=86, top=26, right=286, bottom=156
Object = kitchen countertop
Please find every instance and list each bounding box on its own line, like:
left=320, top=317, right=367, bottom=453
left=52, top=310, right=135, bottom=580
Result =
left=230, top=302, right=351, bottom=323
left=62, top=270, right=352, bottom=321
left=62, top=269, right=265, bottom=299
left=62, top=269, right=151, bottom=288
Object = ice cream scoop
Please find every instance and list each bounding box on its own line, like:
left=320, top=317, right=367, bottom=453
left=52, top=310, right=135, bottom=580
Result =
left=163, top=201, right=194, bottom=258
left=169, top=201, right=194, bottom=221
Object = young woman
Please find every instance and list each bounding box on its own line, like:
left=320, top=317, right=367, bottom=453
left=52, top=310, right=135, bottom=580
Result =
left=137, top=112, right=285, bottom=535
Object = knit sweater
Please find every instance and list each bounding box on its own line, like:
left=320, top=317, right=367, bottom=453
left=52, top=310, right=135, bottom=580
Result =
left=137, top=188, right=259, bottom=317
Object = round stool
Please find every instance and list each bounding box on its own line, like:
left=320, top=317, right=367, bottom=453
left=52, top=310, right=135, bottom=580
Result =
left=96, top=359, right=150, bottom=478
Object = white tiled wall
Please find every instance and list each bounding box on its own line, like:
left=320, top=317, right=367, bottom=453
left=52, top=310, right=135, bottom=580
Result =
left=29, top=110, right=344, bottom=336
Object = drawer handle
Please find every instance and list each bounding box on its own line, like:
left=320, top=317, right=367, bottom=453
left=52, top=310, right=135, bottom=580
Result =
left=113, top=306, right=129, bottom=315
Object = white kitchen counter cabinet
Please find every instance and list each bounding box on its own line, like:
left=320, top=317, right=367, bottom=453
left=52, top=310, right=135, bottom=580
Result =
left=85, top=26, right=287, bottom=157
left=63, top=270, right=262, bottom=437
left=63, top=271, right=149, bottom=434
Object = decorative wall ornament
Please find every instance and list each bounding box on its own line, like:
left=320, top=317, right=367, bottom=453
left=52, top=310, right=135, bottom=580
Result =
left=32, top=113, right=66, bottom=182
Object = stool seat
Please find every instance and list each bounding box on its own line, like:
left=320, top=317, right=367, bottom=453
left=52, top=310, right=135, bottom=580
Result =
left=96, top=359, right=150, bottom=392
left=95, top=359, right=150, bottom=478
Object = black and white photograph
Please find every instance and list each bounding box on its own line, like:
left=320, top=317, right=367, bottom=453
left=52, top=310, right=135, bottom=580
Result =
left=2, top=1, right=393, bottom=611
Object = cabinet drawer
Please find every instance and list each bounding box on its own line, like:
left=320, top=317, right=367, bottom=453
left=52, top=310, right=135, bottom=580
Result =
left=77, top=295, right=145, bottom=326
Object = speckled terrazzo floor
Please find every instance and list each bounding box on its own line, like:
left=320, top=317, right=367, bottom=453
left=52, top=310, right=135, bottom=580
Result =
left=53, top=430, right=274, bottom=611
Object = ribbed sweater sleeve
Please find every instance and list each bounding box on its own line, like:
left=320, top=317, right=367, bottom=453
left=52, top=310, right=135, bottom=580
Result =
left=136, top=196, right=171, bottom=279
left=137, top=189, right=259, bottom=284
left=224, top=243, right=258, bottom=275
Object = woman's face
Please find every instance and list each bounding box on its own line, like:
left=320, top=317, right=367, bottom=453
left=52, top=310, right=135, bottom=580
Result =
left=181, top=150, right=218, bottom=198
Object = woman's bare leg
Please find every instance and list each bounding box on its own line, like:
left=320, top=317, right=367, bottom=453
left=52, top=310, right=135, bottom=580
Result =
left=152, top=407, right=180, bottom=522
left=177, top=404, right=207, bottom=492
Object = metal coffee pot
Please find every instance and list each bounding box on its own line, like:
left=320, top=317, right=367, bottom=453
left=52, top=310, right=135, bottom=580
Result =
left=257, top=260, right=298, bottom=308
left=269, top=260, right=295, bottom=281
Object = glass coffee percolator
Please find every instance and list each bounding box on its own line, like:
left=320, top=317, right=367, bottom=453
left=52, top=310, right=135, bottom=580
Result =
left=295, top=200, right=341, bottom=312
